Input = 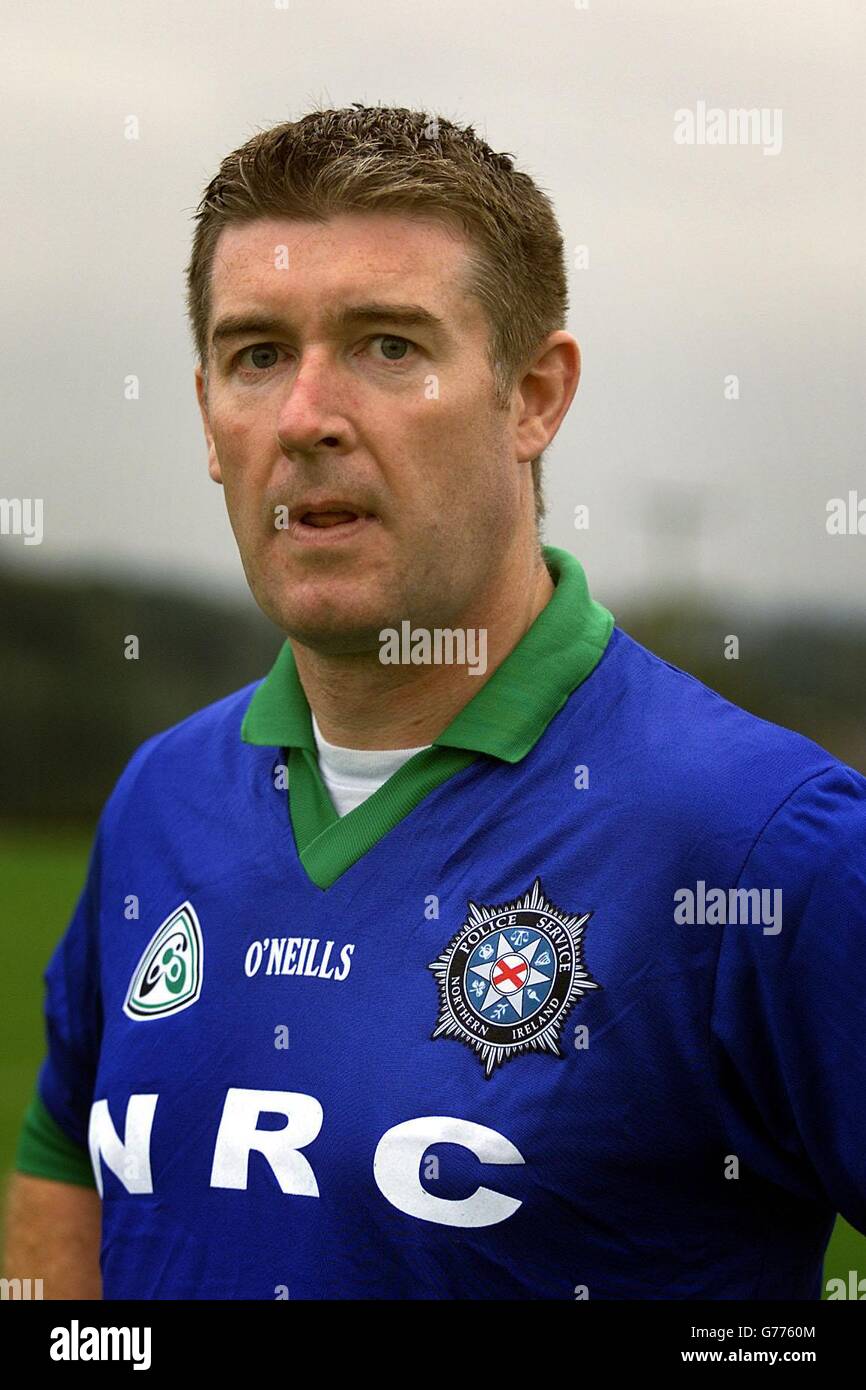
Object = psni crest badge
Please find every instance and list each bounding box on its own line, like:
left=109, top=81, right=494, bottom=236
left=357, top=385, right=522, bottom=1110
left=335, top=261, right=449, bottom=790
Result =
left=428, top=878, right=600, bottom=1076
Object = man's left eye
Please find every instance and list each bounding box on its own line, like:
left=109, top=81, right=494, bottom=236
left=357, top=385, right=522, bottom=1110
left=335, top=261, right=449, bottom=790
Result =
left=373, top=335, right=412, bottom=362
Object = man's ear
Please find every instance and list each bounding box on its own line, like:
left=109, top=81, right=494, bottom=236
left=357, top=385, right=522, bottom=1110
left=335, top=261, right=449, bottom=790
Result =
left=194, top=364, right=223, bottom=485
left=514, top=333, right=581, bottom=463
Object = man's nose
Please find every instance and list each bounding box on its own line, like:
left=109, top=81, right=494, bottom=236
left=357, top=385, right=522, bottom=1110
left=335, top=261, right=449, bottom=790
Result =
left=275, top=348, right=353, bottom=454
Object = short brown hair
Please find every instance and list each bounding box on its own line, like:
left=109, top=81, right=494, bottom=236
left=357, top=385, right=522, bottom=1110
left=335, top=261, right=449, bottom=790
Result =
left=185, top=104, right=569, bottom=529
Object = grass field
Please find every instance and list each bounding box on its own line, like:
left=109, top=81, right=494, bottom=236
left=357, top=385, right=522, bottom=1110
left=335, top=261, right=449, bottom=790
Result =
left=1, top=827, right=863, bottom=1296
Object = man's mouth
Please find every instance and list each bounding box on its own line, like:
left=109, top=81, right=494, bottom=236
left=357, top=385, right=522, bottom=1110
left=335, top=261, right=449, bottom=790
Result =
left=300, top=510, right=361, bottom=528
left=286, top=504, right=378, bottom=546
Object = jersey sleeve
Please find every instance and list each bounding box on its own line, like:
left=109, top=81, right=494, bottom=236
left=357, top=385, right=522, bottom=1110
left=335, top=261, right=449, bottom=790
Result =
left=14, top=822, right=105, bottom=1185
left=709, top=762, right=866, bottom=1233
left=14, top=1090, right=97, bottom=1187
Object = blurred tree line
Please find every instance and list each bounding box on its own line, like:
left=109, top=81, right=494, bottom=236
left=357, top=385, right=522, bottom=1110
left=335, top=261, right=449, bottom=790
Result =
left=0, top=565, right=281, bottom=822
left=1, top=564, right=864, bottom=823
left=620, top=599, right=866, bottom=777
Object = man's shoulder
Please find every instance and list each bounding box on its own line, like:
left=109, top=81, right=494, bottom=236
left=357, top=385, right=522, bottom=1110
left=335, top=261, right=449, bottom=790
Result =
left=133, top=676, right=263, bottom=757
left=585, top=624, right=866, bottom=831
left=100, top=677, right=269, bottom=829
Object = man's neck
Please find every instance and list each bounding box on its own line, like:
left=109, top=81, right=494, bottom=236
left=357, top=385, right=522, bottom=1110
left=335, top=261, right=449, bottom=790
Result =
left=290, top=546, right=555, bottom=751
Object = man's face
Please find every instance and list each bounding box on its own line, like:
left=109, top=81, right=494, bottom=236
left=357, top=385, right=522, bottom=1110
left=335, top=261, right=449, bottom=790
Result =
left=195, top=210, right=531, bottom=652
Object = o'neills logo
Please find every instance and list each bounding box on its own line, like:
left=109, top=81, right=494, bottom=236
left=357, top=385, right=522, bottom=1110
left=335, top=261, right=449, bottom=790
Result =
left=124, top=901, right=203, bottom=1021
left=244, top=936, right=355, bottom=981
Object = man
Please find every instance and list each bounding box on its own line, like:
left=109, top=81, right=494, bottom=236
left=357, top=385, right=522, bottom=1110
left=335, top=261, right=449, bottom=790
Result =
left=5, top=105, right=866, bottom=1300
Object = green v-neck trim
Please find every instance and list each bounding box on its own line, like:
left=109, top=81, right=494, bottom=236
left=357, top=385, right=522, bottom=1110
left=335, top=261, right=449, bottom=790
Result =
left=241, top=545, right=614, bottom=890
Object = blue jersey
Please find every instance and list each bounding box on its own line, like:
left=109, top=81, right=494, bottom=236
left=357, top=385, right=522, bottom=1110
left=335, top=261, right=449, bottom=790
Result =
left=25, top=546, right=866, bottom=1298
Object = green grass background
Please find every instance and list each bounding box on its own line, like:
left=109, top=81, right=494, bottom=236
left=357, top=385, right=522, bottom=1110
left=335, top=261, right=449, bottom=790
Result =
left=2, top=826, right=863, bottom=1296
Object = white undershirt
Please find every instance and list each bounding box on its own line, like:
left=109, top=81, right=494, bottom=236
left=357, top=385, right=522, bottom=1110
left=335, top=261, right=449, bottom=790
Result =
left=310, top=712, right=431, bottom=817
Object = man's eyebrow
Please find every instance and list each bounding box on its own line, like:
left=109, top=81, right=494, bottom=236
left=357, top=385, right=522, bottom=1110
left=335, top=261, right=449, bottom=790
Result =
left=210, top=303, right=448, bottom=348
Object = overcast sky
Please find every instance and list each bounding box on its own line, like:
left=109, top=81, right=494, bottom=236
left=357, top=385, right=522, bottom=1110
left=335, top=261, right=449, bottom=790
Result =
left=1, top=0, right=863, bottom=615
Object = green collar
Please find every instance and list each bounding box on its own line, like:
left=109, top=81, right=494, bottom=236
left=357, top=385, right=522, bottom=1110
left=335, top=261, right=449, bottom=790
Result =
left=242, top=544, right=614, bottom=890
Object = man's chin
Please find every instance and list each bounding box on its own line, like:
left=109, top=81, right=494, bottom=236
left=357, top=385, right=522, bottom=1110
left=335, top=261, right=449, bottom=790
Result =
left=259, top=592, right=393, bottom=656
left=283, top=624, right=390, bottom=658
left=246, top=549, right=413, bottom=653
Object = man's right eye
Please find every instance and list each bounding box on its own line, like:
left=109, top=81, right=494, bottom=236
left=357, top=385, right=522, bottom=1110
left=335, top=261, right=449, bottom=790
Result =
left=235, top=343, right=283, bottom=373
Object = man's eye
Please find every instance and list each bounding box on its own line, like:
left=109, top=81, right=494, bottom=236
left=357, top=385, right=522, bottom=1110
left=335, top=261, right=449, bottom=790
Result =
left=234, top=337, right=414, bottom=374
left=371, top=335, right=413, bottom=362
left=237, top=343, right=281, bottom=372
